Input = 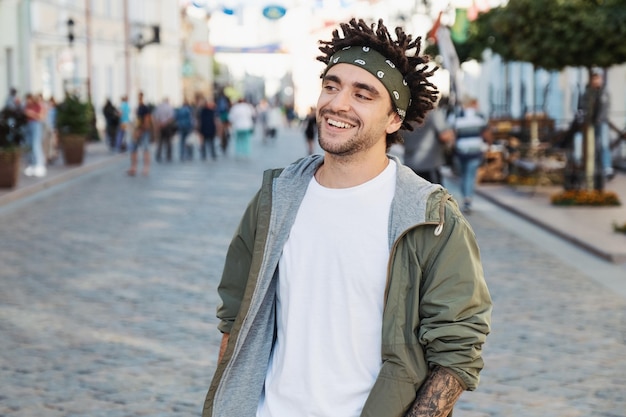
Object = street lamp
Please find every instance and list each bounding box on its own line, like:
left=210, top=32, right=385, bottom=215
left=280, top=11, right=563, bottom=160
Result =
left=67, top=18, right=75, bottom=46
left=133, top=25, right=161, bottom=51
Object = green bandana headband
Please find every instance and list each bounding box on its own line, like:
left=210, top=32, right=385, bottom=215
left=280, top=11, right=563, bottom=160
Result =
left=323, top=46, right=410, bottom=120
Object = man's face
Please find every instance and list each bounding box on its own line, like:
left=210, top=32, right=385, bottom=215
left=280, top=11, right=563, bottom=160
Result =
left=591, top=74, right=603, bottom=89
left=316, top=63, right=402, bottom=157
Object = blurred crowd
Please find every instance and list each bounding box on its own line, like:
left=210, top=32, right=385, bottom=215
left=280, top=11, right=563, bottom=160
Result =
left=1, top=86, right=306, bottom=179
left=3, top=87, right=58, bottom=178
left=113, top=90, right=296, bottom=177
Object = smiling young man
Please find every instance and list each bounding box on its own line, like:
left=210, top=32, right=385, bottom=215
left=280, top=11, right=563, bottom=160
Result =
left=202, top=18, right=491, bottom=417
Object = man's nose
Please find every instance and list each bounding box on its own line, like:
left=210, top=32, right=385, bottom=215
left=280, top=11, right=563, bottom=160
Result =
left=328, top=89, right=352, bottom=112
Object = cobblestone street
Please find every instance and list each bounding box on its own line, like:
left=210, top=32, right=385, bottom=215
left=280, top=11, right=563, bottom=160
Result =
left=1, top=126, right=625, bottom=417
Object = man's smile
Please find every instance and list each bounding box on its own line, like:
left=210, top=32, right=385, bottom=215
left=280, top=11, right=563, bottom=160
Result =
left=326, top=117, right=355, bottom=129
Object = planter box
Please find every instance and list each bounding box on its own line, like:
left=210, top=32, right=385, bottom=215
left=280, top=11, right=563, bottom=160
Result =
left=0, top=149, right=20, bottom=188
left=61, top=134, right=86, bottom=165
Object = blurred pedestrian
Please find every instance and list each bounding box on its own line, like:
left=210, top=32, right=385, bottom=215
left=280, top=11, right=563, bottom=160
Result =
left=303, top=106, right=317, bottom=155
left=284, top=103, right=296, bottom=127
left=228, top=97, right=255, bottom=158
left=127, top=91, right=152, bottom=176
left=116, top=95, right=131, bottom=152
left=401, top=96, right=455, bottom=184
left=264, top=101, right=283, bottom=143
left=175, top=98, right=195, bottom=161
left=453, top=97, right=489, bottom=213
left=4, top=87, right=19, bottom=110
left=203, top=18, right=491, bottom=417
left=153, top=97, right=176, bottom=163
left=103, top=98, right=121, bottom=152
left=215, top=90, right=231, bottom=155
left=23, top=93, right=46, bottom=177
left=197, top=98, right=218, bottom=161
left=580, top=71, right=614, bottom=181
left=44, top=97, right=58, bottom=163
left=257, top=98, right=270, bottom=143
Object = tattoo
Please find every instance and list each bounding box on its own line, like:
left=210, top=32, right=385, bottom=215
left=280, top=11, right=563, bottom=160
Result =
left=405, top=366, right=464, bottom=417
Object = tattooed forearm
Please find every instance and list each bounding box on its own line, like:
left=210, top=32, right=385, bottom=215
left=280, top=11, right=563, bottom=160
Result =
left=405, top=366, right=464, bottom=417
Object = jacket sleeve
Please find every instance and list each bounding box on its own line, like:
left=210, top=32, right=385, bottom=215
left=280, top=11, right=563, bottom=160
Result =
left=417, top=203, right=492, bottom=391
left=215, top=190, right=261, bottom=334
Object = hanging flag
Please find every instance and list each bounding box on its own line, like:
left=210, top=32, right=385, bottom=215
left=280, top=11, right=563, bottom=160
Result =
left=427, top=11, right=442, bottom=43
left=436, top=26, right=462, bottom=105
left=212, top=43, right=286, bottom=53
left=451, top=8, right=469, bottom=44
left=262, top=5, right=287, bottom=20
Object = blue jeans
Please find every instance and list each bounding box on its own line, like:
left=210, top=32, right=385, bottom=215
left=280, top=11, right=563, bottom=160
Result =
left=457, top=155, right=482, bottom=203
left=200, top=134, right=217, bottom=160
left=115, top=125, right=127, bottom=151
left=27, top=120, right=45, bottom=167
left=178, top=129, right=192, bottom=160
left=595, top=122, right=613, bottom=174
left=130, top=130, right=151, bottom=153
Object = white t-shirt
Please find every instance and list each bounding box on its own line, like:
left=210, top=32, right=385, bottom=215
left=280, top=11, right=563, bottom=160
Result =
left=228, top=101, right=255, bottom=131
left=257, top=160, right=397, bottom=417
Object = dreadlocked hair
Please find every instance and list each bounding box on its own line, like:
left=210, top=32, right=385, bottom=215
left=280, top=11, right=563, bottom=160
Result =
left=317, top=18, right=439, bottom=147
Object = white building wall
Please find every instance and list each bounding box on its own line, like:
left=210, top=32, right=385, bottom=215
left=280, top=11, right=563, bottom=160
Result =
left=2, top=1, right=625, bottom=138
left=0, top=0, right=21, bottom=97
left=0, top=0, right=182, bottom=131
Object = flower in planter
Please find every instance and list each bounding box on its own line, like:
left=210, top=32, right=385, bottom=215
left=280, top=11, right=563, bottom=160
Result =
left=507, top=174, right=539, bottom=187
left=551, top=190, right=621, bottom=206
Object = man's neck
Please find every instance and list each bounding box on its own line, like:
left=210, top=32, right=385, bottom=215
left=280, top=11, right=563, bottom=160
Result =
left=316, top=152, right=390, bottom=189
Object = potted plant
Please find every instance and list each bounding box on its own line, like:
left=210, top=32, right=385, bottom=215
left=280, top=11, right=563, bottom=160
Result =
left=0, top=107, right=28, bottom=188
left=55, top=92, right=93, bottom=165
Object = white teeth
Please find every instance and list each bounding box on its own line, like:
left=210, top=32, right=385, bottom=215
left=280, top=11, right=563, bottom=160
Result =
left=327, top=118, right=353, bottom=129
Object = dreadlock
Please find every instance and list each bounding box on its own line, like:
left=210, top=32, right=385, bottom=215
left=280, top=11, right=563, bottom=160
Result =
left=317, top=18, right=439, bottom=147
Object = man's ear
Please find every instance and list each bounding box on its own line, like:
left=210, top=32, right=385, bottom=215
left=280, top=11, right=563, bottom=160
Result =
left=386, top=112, right=403, bottom=134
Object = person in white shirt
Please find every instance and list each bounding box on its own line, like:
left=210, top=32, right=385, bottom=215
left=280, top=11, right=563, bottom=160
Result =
left=203, top=18, right=491, bottom=417
left=452, top=97, right=489, bottom=213
left=228, top=98, right=256, bottom=158
left=153, top=97, right=176, bottom=162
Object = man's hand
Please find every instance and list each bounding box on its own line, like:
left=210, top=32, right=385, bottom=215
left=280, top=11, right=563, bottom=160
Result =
left=405, top=366, right=464, bottom=417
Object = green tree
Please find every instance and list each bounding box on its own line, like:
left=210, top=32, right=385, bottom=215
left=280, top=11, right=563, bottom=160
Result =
left=468, top=0, right=626, bottom=190
left=469, top=0, right=626, bottom=71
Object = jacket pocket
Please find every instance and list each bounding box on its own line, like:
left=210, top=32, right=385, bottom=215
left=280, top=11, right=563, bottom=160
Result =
left=360, top=366, right=416, bottom=417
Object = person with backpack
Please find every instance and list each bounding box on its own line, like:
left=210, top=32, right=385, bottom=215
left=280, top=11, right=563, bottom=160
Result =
left=103, top=99, right=121, bottom=152
left=452, top=97, right=489, bottom=214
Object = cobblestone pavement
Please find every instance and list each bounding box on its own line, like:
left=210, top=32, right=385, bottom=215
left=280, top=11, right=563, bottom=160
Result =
left=1, top=127, right=625, bottom=417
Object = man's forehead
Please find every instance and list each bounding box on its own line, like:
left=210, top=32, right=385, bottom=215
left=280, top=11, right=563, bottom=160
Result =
left=324, top=63, right=387, bottom=94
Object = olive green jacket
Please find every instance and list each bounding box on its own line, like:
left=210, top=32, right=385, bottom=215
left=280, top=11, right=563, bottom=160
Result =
left=203, top=155, right=492, bottom=417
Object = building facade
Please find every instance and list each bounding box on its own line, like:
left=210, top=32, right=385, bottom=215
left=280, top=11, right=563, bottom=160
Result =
left=0, top=0, right=186, bottom=128
left=2, top=0, right=625, bottom=143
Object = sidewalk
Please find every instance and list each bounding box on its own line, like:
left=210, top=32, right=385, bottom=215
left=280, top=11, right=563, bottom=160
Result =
left=473, top=172, right=626, bottom=264
left=2, top=139, right=625, bottom=264
left=0, top=141, right=126, bottom=207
